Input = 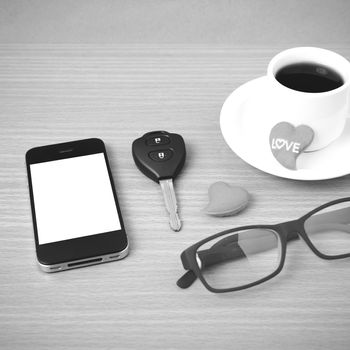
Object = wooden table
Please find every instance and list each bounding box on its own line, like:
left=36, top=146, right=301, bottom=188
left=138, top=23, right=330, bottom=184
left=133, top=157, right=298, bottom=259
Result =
left=1, top=45, right=350, bottom=350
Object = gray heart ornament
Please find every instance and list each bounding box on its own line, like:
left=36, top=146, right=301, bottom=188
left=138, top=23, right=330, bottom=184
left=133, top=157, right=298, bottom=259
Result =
left=269, top=122, right=314, bottom=170
left=203, top=182, right=249, bottom=217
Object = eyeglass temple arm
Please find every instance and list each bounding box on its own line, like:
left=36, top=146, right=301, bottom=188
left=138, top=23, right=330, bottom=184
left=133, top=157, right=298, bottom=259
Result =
left=176, top=270, right=197, bottom=289
left=177, top=206, right=350, bottom=289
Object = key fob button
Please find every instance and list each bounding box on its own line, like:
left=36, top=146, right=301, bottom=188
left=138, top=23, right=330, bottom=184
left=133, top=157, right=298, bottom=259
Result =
left=149, top=149, right=173, bottom=162
left=146, top=136, right=170, bottom=146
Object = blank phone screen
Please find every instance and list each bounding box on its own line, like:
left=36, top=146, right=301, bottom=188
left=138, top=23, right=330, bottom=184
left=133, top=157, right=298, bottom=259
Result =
left=30, top=153, right=122, bottom=245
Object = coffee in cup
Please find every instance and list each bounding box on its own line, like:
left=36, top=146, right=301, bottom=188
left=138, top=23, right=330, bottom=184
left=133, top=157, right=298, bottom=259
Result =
left=275, top=62, right=344, bottom=93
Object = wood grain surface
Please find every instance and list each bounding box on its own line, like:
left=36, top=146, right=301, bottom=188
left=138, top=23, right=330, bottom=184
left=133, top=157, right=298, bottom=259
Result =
left=1, top=45, right=350, bottom=350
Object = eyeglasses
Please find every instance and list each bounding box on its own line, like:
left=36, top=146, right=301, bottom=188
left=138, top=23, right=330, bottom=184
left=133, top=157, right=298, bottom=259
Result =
left=177, top=198, right=350, bottom=293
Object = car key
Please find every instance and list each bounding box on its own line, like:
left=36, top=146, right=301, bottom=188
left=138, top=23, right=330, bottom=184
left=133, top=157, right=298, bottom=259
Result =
left=132, top=131, right=186, bottom=231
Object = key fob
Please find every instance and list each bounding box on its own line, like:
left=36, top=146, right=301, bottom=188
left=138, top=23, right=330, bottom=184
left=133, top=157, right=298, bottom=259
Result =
left=132, top=131, right=186, bottom=183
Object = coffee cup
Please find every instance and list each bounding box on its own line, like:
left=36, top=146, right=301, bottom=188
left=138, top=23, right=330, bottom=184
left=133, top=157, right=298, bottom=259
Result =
left=266, top=47, right=350, bottom=151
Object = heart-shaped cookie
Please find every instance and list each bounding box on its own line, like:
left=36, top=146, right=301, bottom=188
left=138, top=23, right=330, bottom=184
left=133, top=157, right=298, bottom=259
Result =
left=203, top=182, right=249, bottom=217
left=269, top=122, right=314, bottom=170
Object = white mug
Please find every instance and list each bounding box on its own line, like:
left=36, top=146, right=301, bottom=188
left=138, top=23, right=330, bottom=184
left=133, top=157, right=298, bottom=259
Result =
left=266, top=47, right=350, bottom=151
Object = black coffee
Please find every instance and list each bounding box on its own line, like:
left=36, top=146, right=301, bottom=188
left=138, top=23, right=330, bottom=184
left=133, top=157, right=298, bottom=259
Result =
left=275, top=62, right=343, bottom=93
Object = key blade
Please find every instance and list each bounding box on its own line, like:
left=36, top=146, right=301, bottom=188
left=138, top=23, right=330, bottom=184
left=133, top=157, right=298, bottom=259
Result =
left=159, top=179, right=181, bottom=232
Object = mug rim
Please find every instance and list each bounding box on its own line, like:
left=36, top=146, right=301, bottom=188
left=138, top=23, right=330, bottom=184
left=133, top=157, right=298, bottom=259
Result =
left=267, top=47, right=350, bottom=97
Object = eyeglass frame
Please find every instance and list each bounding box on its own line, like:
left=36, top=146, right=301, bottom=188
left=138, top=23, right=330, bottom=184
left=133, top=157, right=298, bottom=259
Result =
left=177, top=197, right=350, bottom=294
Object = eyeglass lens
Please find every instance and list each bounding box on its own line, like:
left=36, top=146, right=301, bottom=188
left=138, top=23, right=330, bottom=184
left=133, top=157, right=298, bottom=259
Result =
left=196, top=228, right=281, bottom=290
left=304, top=201, right=350, bottom=256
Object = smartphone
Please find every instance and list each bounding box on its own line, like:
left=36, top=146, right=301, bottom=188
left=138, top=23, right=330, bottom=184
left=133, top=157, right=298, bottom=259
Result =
left=26, top=138, right=128, bottom=272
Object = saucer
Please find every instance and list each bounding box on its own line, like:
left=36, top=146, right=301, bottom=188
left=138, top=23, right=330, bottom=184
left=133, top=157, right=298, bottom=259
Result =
left=220, top=76, right=350, bottom=180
